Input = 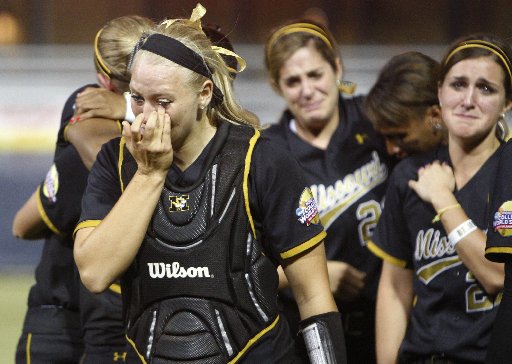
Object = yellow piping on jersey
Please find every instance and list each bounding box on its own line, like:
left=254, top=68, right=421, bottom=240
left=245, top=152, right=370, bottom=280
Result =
left=486, top=246, right=512, bottom=260
left=280, top=230, right=327, bottom=260
left=125, top=334, right=147, bottom=364
left=125, top=315, right=279, bottom=363
left=36, top=186, right=63, bottom=236
left=26, top=332, right=32, bottom=364
left=243, top=129, right=260, bottom=238
left=119, top=137, right=126, bottom=193
left=367, top=241, right=407, bottom=268
left=109, top=283, right=122, bottom=294
left=228, top=315, right=280, bottom=363
left=73, top=219, right=102, bottom=238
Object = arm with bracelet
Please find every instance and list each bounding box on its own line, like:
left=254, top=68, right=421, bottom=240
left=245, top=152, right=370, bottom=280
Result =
left=409, top=161, right=504, bottom=296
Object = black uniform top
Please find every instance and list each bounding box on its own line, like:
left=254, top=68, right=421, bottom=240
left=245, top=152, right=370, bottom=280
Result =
left=369, top=145, right=503, bottom=363
left=263, top=95, right=390, bottom=306
left=486, top=140, right=512, bottom=262
left=29, top=84, right=125, bottom=348
left=28, top=85, right=92, bottom=311
left=76, top=121, right=326, bottom=359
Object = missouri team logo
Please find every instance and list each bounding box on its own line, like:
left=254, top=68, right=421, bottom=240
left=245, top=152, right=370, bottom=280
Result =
left=169, top=195, right=190, bottom=212
left=296, top=187, right=320, bottom=226
left=42, top=164, right=59, bottom=203
left=494, top=201, right=512, bottom=237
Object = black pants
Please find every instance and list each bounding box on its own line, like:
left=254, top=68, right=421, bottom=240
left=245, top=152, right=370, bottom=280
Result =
left=16, top=306, right=84, bottom=364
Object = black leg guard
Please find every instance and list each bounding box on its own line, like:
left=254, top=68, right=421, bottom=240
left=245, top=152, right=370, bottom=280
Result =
left=299, top=312, right=347, bottom=364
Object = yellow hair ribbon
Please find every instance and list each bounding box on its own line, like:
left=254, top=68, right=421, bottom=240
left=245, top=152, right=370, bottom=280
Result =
left=212, top=45, right=246, bottom=73
left=190, top=3, right=206, bottom=24
left=162, top=3, right=205, bottom=30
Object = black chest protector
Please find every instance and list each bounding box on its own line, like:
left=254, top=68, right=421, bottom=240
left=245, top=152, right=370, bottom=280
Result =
left=122, top=123, right=279, bottom=363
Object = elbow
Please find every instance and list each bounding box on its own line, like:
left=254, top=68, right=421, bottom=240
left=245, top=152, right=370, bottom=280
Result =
left=78, top=267, right=110, bottom=294
left=74, top=248, right=110, bottom=293
left=480, top=274, right=505, bottom=297
left=12, top=220, right=30, bottom=239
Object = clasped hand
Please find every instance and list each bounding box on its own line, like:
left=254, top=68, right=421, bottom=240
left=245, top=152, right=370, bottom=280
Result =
left=408, top=161, right=455, bottom=204
left=122, top=107, right=172, bottom=175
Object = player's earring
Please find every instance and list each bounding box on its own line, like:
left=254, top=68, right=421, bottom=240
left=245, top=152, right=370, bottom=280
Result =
left=429, top=117, right=442, bottom=134
left=500, top=112, right=506, bottom=120
left=439, top=101, right=443, bottom=108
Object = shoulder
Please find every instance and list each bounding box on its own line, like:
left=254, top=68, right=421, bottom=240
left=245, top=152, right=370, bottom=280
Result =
left=390, top=147, right=443, bottom=184
left=260, top=110, right=293, bottom=142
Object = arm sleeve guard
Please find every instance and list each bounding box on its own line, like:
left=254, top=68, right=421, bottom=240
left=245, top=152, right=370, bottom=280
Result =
left=299, top=311, right=347, bottom=364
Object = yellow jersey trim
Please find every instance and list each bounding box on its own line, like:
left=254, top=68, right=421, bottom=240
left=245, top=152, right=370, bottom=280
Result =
left=26, top=332, right=32, bottom=364
left=108, top=283, right=122, bottom=294
left=36, top=186, right=62, bottom=236
left=280, top=231, right=327, bottom=260
left=228, top=315, right=280, bottom=363
left=125, top=334, right=147, bottom=364
left=73, top=219, right=102, bottom=238
left=243, top=129, right=260, bottom=238
left=124, top=316, right=280, bottom=363
left=486, top=246, right=512, bottom=255
left=367, top=241, right=407, bottom=268
left=119, top=137, right=126, bottom=193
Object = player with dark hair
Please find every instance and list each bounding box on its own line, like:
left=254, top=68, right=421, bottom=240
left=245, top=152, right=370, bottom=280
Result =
left=12, top=15, right=154, bottom=363
left=73, top=5, right=346, bottom=363
left=369, top=34, right=512, bottom=363
left=364, top=51, right=445, bottom=160
left=263, top=18, right=390, bottom=363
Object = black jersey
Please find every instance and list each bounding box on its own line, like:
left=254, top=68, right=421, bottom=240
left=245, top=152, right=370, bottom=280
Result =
left=27, top=84, right=124, bottom=350
left=76, top=121, right=326, bottom=360
left=264, top=95, right=390, bottom=302
left=369, top=145, right=503, bottom=362
left=486, top=140, right=512, bottom=262
left=28, top=85, right=93, bottom=310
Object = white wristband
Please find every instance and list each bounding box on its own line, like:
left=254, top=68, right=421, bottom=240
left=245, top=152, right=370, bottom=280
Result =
left=123, top=91, right=135, bottom=123
left=448, top=219, right=477, bottom=248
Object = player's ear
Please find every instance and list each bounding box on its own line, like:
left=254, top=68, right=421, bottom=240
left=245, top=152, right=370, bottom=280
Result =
left=97, top=73, right=114, bottom=91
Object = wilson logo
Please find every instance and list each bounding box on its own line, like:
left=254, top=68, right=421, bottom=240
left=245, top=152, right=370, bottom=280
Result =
left=147, top=262, right=212, bottom=278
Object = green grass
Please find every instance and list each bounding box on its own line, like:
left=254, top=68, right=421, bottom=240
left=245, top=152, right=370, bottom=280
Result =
left=0, top=272, right=34, bottom=362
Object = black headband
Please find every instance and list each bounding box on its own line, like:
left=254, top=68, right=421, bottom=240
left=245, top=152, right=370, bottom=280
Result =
left=139, top=33, right=224, bottom=106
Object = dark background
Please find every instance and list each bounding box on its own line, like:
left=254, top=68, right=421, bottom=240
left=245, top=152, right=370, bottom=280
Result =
left=2, top=0, right=512, bottom=45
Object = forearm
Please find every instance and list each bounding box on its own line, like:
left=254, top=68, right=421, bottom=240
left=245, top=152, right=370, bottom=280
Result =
left=376, top=262, right=413, bottom=364
left=433, top=192, right=504, bottom=295
left=74, top=170, right=166, bottom=292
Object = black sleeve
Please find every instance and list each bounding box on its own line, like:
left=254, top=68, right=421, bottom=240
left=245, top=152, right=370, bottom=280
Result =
left=485, top=262, right=512, bottom=364
left=367, top=162, right=412, bottom=268
left=38, top=145, right=89, bottom=236
left=248, top=137, right=326, bottom=265
left=486, top=141, right=512, bottom=262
